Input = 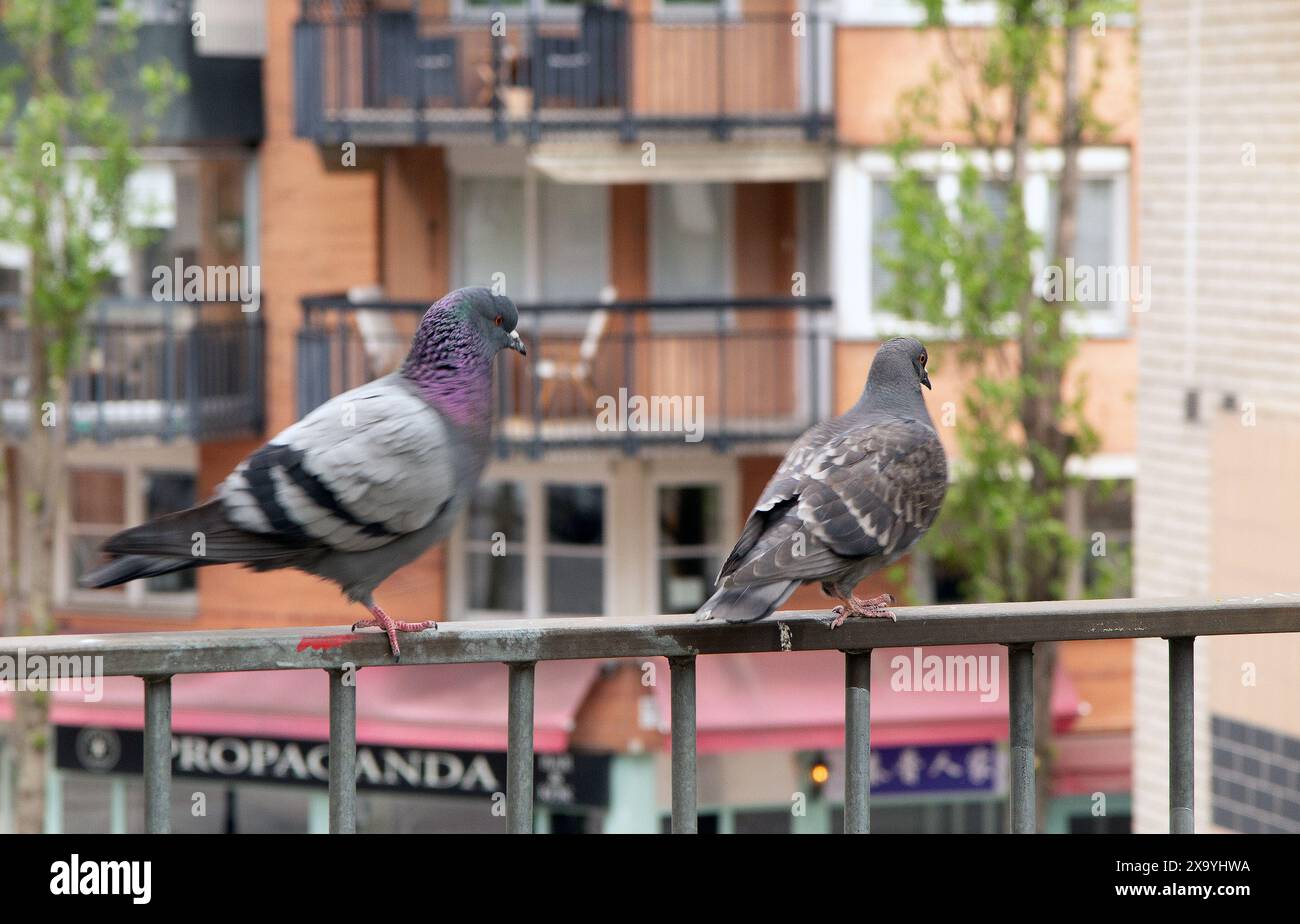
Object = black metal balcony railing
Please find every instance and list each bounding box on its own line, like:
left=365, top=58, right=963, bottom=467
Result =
left=299, top=293, right=833, bottom=457
left=293, top=1, right=833, bottom=144
left=0, top=298, right=265, bottom=443
left=6, top=595, right=1300, bottom=834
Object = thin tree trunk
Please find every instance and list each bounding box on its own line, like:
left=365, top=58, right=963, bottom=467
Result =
left=12, top=19, right=60, bottom=827
left=1027, top=0, right=1084, bottom=833
left=12, top=323, right=65, bottom=833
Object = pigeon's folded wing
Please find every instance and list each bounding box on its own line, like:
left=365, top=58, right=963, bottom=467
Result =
left=219, top=378, right=455, bottom=552
left=723, top=417, right=947, bottom=585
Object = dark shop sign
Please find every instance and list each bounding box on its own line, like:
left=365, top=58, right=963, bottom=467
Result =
left=56, top=725, right=610, bottom=808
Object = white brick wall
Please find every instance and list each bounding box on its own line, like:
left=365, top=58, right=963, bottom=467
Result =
left=1137, top=0, right=1300, bottom=832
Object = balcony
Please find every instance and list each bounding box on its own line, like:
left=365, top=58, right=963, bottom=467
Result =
left=292, top=1, right=834, bottom=145
left=298, top=293, right=832, bottom=456
left=0, top=9, right=263, bottom=146
left=5, top=594, right=1298, bottom=833
left=0, top=299, right=265, bottom=444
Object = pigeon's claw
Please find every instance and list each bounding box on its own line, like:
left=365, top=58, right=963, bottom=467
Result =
left=825, top=593, right=897, bottom=630
left=352, top=604, right=438, bottom=660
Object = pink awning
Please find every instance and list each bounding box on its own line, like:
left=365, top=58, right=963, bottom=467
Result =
left=652, top=646, right=1080, bottom=753
left=1052, top=731, right=1131, bottom=795
left=1, top=661, right=603, bottom=753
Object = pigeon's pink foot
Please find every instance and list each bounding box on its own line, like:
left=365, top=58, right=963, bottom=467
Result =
left=351, top=604, right=437, bottom=660
left=826, top=593, right=897, bottom=630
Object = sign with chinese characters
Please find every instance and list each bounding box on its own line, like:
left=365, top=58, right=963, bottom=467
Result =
left=870, top=742, right=1002, bottom=796
left=55, top=725, right=610, bottom=808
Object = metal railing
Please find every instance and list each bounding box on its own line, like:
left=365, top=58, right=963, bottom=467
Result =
left=0, top=298, right=265, bottom=443
left=293, top=0, right=834, bottom=144
left=6, top=594, right=1300, bottom=833
left=299, top=293, right=833, bottom=457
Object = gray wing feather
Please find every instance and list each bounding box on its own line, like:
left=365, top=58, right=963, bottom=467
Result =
left=218, top=376, right=455, bottom=552
left=721, top=417, right=947, bottom=587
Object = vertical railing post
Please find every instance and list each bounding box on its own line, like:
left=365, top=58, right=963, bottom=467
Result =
left=714, top=5, right=727, bottom=140
left=1007, top=643, right=1036, bottom=833
left=715, top=307, right=729, bottom=451
left=328, top=668, right=357, bottom=834
left=805, top=9, right=821, bottom=140
left=507, top=661, right=536, bottom=833
left=669, top=656, right=698, bottom=834
left=161, top=303, right=176, bottom=440
left=143, top=675, right=172, bottom=834
left=94, top=300, right=108, bottom=442
left=1169, top=635, right=1196, bottom=834
left=530, top=308, right=543, bottom=458
left=843, top=649, right=871, bottom=833
left=528, top=15, right=541, bottom=142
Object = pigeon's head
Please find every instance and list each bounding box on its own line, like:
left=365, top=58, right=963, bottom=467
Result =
left=442, top=286, right=526, bottom=357
left=870, top=336, right=931, bottom=393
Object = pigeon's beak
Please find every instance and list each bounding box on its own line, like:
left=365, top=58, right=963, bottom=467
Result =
left=507, top=330, right=527, bottom=356
left=920, top=369, right=932, bottom=390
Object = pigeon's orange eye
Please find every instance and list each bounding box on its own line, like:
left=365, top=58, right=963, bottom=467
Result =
left=920, top=352, right=928, bottom=366
left=494, top=315, right=503, bottom=327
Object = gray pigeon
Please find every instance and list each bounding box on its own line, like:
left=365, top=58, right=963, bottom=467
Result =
left=696, top=337, right=947, bottom=628
left=81, top=287, right=526, bottom=658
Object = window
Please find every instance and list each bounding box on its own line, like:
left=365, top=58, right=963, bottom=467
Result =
left=464, top=483, right=527, bottom=613
left=456, top=177, right=525, bottom=295
left=656, top=484, right=725, bottom=613
left=870, top=177, right=939, bottom=309
left=1082, top=478, right=1132, bottom=598
left=540, top=181, right=609, bottom=301
left=545, top=484, right=605, bottom=615
left=66, top=463, right=197, bottom=607
left=861, top=155, right=1129, bottom=337
left=1044, top=177, right=1120, bottom=314
left=650, top=183, right=731, bottom=331
left=462, top=478, right=607, bottom=618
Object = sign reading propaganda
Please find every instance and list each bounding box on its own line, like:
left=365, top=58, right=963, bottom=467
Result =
left=56, top=726, right=610, bottom=808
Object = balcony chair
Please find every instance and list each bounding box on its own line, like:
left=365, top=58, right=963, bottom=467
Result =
left=533, top=308, right=609, bottom=415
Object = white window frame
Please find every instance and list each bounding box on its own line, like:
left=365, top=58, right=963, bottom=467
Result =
left=56, top=442, right=199, bottom=616
left=646, top=462, right=738, bottom=617
left=836, top=146, right=1132, bottom=341
left=652, top=0, right=741, bottom=20
left=450, top=460, right=614, bottom=620
left=452, top=0, right=583, bottom=23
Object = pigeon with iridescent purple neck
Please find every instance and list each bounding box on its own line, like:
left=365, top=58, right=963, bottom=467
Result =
left=79, top=287, right=526, bottom=659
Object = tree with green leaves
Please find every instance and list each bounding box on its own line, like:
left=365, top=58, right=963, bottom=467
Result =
left=879, top=0, right=1132, bottom=828
left=0, top=0, right=183, bottom=833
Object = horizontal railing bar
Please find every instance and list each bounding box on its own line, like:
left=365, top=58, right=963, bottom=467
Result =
left=6, top=595, right=1300, bottom=676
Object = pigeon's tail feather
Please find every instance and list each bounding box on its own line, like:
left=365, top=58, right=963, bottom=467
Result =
left=79, top=554, right=205, bottom=589
left=101, top=500, right=305, bottom=563
left=694, top=579, right=799, bottom=624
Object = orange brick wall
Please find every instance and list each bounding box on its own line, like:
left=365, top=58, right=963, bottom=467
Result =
left=836, top=27, right=1138, bottom=148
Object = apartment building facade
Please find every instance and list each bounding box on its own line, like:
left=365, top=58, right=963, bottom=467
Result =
left=2, top=0, right=1141, bottom=833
